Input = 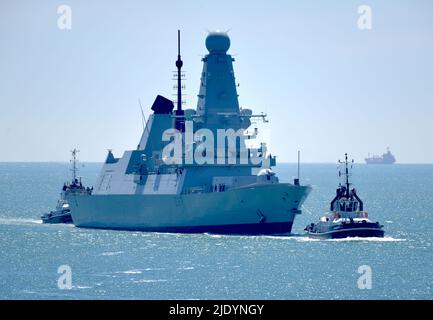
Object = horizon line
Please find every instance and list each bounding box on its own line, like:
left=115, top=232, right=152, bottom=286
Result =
left=0, top=161, right=432, bottom=165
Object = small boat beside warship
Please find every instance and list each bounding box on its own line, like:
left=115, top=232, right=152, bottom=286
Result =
left=305, top=154, right=384, bottom=239
left=41, top=149, right=92, bottom=224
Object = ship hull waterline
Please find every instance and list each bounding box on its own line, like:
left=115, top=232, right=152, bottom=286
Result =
left=67, top=183, right=310, bottom=235
left=307, top=224, right=385, bottom=240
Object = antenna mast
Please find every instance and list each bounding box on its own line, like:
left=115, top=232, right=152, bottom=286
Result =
left=338, top=153, right=352, bottom=196
left=138, top=98, right=145, bottom=131
left=345, top=153, right=349, bottom=193
left=175, top=29, right=185, bottom=132
left=71, top=148, right=79, bottom=182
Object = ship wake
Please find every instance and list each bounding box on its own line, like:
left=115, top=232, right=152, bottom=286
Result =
left=0, top=217, right=43, bottom=226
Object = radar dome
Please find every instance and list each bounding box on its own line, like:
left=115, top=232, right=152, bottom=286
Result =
left=205, top=31, right=230, bottom=53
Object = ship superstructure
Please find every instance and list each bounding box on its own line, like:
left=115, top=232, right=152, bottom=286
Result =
left=67, top=31, right=311, bottom=234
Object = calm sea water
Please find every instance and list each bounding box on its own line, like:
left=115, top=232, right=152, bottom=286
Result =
left=0, top=162, right=432, bottom=299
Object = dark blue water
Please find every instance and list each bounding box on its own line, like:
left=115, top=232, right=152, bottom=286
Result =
left=0, top=163, right=432, bottom=299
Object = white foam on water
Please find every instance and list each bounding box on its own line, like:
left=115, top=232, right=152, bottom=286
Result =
left=204, top=233, right=223, bottom=238
left=21, top=289, right=37, bottom=294
left=250, top=235, right=319, bottom=242
left=291, top=236, right=321, bottom=242
left=100, top=251, right=124, bottom=256
left=152, top=231, right=190, bottom=237
left=0, top=217, right=43, bottom=225
left=72, top=285, right=92, bottom=289
left=132, top=279, right=168, bottom=283
left=326, top=236, right=405, bottom=242
left=246, top=235, right=405, bottom=243
left=177, top=266, right=194, bottom=270
left=117, top=269, right=142, bottom=274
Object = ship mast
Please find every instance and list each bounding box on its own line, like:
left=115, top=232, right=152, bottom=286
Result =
left=71, top=148, right=79, bottom=182
left=344, top=153, right=350, bottom=196
left=338, top=153, right=352, bottom=197
left=175, top=30, right=185, bottom=132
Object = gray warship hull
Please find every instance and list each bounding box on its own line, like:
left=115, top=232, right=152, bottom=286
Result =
left=68, top=183, right=310, bottom=234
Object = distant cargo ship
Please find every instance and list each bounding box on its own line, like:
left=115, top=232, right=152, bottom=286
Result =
left=365, top=148, right=396, bottom=164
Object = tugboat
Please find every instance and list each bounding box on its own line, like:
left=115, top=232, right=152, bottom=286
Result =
left=305, top=154, right=384, bottom=239
left=41, top=149, right=92, bottom=224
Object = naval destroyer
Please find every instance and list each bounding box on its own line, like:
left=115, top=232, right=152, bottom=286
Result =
left=67, top=31, right=311, bottom=234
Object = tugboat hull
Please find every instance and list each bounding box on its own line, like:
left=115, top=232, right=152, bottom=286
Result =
left=307, top=223, right=384, bottom=240
left=41, top=210, right=73, bottom=224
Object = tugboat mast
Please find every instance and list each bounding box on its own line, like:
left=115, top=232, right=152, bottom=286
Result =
left=71, top=148, right=79, bottom=182
left=344, top=153, right=350, bottom=196
left=338, top=153, right=352, bottom=197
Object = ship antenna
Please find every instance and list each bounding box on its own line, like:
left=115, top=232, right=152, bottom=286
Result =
left=71, top=148, right=79, bottom=182
left=345, top=153, right=350, bottom=196
left=175, top=29, right=185, bottom=132
left=138, top=98, right=145, bottom=131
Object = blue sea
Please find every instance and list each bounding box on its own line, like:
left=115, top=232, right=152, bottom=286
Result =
left=0, top=162, right=432, bottom=299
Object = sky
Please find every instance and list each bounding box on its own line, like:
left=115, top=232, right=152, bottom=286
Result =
left=1, top=0, right=432, bottom=163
